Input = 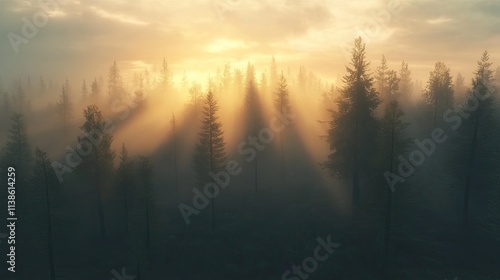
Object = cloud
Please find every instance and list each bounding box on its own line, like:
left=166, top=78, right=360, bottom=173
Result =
left=1, top=0, right=499, bottom=87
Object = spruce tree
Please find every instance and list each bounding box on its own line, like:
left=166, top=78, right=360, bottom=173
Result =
left=459, top=51, right=496, bottom=233
left=33, top=147, right=59, bottom=280
left=56, top=85, right=73, bottom=137
left=117, top=143, right=132, bottom=236
left=193, top=91, right=226, bottom=230
left=379, top=100, right=409, bottom=268
left=78, top=105, right=115, bottom=239
left=323, top=37, right=380, bottom=218
left=274, top=72, right=291, bottom=184
left=424, top=61, right=454, bottom=128
left=245, top=63, right=264, bottom=196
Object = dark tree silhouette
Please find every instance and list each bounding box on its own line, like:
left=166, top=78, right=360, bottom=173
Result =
left=424, top=61, right=454, bottom=128
left=460, top=51, right=496, bottom=234
left=33, top=147, right=59, bottom=280
left=171, top=114, right=179, bottom=196
left=193, top=91, right=226, bottom=230
left=78, top=105, right=115, bottom=239
left=274, top=72, right=291, bottom=184
left=108, top=61, right=125, bottom=101
left=323, top=37, right=380, bottom=219
left=245, top=63, right=264, bottom=196
left=117, top=143, right=132, bottom=236
left=56, top=84, right=73, bottom=137
left=379, top=100, right=409, bottom=268
left=137, top=155, right=153, bottom=258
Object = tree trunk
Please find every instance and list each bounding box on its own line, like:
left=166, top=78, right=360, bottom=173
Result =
left=42, top=161, right=56, bottom=280
left=97, top=192, right=106, bottom=239
left=254, top=150, right=258, bottom=197
left=280, top=131, right=285, bottom=186
left=384, top=122, right=396, bottom=269
left=145, top=203, right=151, bottom=257
left=124, top=181, right=129, bottom=237
left=463, top=114, right=479, bottom=229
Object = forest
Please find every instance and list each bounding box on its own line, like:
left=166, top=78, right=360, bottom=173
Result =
left=0, top=36, right=500, bottom=279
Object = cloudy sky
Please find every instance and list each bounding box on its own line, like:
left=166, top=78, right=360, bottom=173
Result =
left=1, top=0, right=500, bottom=89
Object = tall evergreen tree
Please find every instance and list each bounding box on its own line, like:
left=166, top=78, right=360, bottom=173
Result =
left=398, top=61, right=413, bottom=98
left=193, top=91, right=226, bottom=230
left=375, top=55, right=389, bottom=98
left=81, top=79, right=89, bottom=101
left=245, top=63, right=264, bottom=196
left=270, top=56, right=279, bottom=90
left=117, top=143, right=132, bottom=236
left=160, top=58, right=172, bottom=93
left=108, top=61, right=125, bottom=101
left=459, top=51, right=496, bottom=234
left=171, top=114, right=178, bottom=196
left=1, top=113, right=32, bottom=173
left=90, top=78, right=100, bottom=100
left=424, top=61, right=454, bottom=128
left=56, top=85, right=73, bottom=136
left=78, top=105, right=115, bottom=239
left=379, top=100, right=409, bottom=269
left=323, top=37, right=380, bottom=218
left=137, top=155, right=153, bottom=257
left=33, top=148, right=59, bottom=280
left=274, top=72, right=291, bottom=184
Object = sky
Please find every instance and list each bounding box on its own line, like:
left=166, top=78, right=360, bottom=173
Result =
left=1, top=0, right=500, bottom=89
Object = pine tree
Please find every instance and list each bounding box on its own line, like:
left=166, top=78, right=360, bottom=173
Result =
left=81, top=79, right=88, bottom=101
left=33, top=147, right=59, bottom=280
left=171, top=114, right=178, bottom=196
left=274, top=72, right=291, bottom=184
left=221, top=63, right=232, bottom=94
left=137, top=155, right=153, bottom=257
left=78, top=105, right=115, bottom=239
left=90, top=78, right=100, bottom=100
left=398, top=61, right=413, bottom=103
left=1, top=113, right=32, bottom=173
left=193, top=91, right=226, bottom=230
left=270, top=56, right=279, bottom=90
left=323, top=37, right=380, bottom=218
left=160, top=58, right=172, bottom=93
left=245, top=63, right=264, bottom=196
left=424, top=61, right=454, bottom=128
left=56, top=85, right=73, bottom=136
left=14, top=83, right=27, bottom=113
left=117, top=143, right=132, bottom=236
left=376, top=56, right=399, bottom=106
left=108, top=61, right=124, bottom=101
left=297, top=65, right=307, bottom=97
left=188, top=83, right=203, bottom=120
left=459, top=51, right=496, bottom=234
left=375, top=55, right=389, bottom=98
left=379, top=100, right=409, bottom=268
left=260, top=71, right=269, bottom=95
left=233, top=69, right=243, bottom=96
